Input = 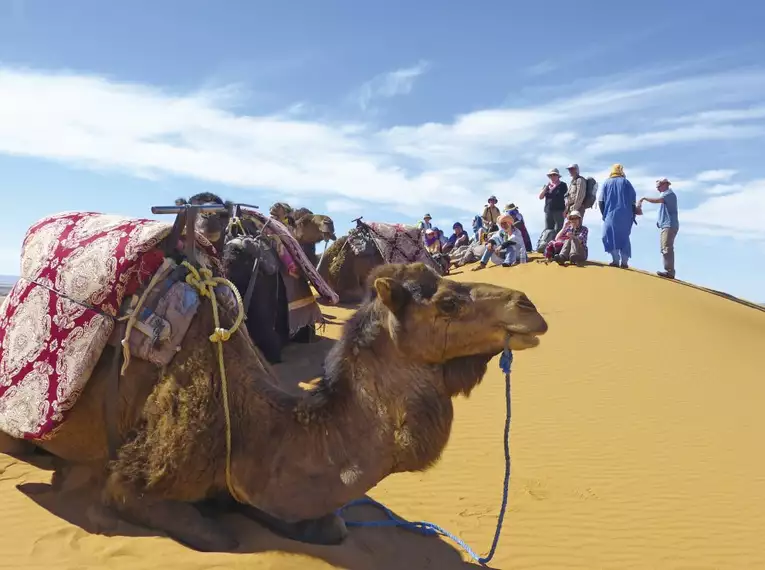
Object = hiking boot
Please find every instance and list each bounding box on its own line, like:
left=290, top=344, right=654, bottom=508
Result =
left=620, top=262, right=629, bottom=269
left=657, top=271, right=675, bottom=279
left=471, top=263, right=486, bottom=272
left=608, top=261, right=619, bottom=267
left=501, top=262, right=511, bottom=267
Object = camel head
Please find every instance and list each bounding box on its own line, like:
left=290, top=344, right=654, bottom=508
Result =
left=269, top=202, right=294, bottom=226
left=366, top=262, right=547, bottom=362
left=175, top=193, right=233, bottom=250
left=293, top=211, right=336, bottom=245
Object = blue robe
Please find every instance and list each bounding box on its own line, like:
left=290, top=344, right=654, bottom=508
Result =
left=601, top=176, right=636, bottom=256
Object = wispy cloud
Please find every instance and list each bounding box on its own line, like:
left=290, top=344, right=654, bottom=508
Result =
left=0, top=64, right=764, bottom=240
left=695, top=169, right=738, bottom=183
left=355, top=60, right=430, bottom=110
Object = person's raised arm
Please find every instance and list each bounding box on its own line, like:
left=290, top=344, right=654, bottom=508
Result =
left=555, top=220, right=570, bottom=241
left=539, top=185, right=548, bottom=200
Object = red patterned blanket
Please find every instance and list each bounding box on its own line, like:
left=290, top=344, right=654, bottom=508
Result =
left=0, top=211, right=217, bottom=440
left=366, top=222, right=444, bottom=274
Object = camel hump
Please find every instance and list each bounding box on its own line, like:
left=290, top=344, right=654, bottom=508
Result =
left=0, top=211, right=213, bottom=441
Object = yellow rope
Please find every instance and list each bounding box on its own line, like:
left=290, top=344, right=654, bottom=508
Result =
left=180, top=260, right=245, bottom=502
left=226, top=216, right=247, bottom=237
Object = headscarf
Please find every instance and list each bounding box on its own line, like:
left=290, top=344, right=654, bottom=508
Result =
left=609, top=164, right=625, bottom=178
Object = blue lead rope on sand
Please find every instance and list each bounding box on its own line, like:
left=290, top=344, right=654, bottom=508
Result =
left=337, top=348, right=514, bottom=566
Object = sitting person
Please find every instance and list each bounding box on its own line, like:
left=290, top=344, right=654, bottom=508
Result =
left=424, top=228, right=442, bottom=254
left=504, top=203, right=533, bottom=252
left=472, top=214, right=528, bottom=271
left=544, top=210, right=588, bottom=264
left=443, top=222, right=470, bottom=254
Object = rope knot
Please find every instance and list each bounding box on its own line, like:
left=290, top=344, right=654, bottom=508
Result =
left=209, top=328, right=231, bottom=343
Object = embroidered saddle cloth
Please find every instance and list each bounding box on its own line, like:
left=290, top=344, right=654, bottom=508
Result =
left=0, top=211, right=218, bottom=440
left=365, top=222, right=445, bottom=275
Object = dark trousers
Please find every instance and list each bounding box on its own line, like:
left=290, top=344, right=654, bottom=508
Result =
left=545, top=209, right=565, bottom=233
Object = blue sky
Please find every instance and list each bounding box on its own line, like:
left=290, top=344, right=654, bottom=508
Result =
left=1, top=0, right=764, bottom=301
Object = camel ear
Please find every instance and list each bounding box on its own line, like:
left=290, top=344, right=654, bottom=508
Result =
left=374, top=277, right=409, bottom=314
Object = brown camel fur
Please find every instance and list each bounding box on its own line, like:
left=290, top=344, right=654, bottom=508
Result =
left=268, top=203, right=336, bottom=265
left=318, top=235, right=384, bottom=303
left=0, top=262, right=547, bottom=552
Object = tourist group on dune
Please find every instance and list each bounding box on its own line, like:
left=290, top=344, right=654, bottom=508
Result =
left=417, top=163, right=681, bottom=279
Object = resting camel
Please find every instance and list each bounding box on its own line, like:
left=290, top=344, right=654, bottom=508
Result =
left=269, top=203, right=336, bottom=265
left=1, top=261, right=547, bottom=552
left=319, top=235, right=384, bottom=303
left=177, top=195, right=335, bottom=362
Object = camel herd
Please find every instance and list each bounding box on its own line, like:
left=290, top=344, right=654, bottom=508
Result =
left=0, top=196, right=548, bottom=552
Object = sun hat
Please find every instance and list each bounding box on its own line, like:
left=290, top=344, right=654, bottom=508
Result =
left=568, top=210, right=582, bottom=219
left=547, top=168, right=561, bottom=176
left=423, top=213, right=432, bottom=219
left=567, top=163, right=579, bottom=170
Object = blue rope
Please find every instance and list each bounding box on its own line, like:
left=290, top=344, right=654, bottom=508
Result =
left=337, top=348, right=514, bottom=566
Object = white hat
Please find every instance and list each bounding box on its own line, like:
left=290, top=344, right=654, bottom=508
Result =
left=568, top=210, right=582, bottom=219
left=567, top=163, right=579, bottom=170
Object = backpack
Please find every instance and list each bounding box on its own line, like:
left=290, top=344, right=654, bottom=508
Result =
left=581, top=176, right=598, bottom=209
left=536, top=229, right=556, bottom=253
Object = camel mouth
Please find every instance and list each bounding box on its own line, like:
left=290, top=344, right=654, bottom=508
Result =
left=505, top=328, right=545, bottom=350
left=321, top=231, right=336, bottom=241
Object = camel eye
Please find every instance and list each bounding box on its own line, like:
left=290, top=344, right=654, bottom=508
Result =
left=437, top=297, right=460, bottom=316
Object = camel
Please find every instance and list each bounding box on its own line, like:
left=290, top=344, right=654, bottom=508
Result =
left=176, top=195, right=335, bottom=362
left=268, top=203, right=336, bottom=265
left=318, top=220, right=442, bottom=304
left=319, top=234, right=384, bottom=303
left=1, top=259, right=548, bottom=552
left=175, top=193, right=232, bottom=255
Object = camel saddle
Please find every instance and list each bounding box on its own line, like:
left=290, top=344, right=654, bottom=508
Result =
left=0, top=211, right=221, bottom=441
left=364, top=222, right=445, bottom=275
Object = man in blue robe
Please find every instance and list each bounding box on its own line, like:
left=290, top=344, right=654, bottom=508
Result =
left=599, top=164, right=636, bottom=269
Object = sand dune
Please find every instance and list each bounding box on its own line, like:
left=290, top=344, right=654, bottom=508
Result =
left=2, top=260, right=765, bottom=569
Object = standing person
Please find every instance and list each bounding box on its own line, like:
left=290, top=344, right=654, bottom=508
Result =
left=482, top=196, right=501, bottom=232
left=639, top=178, right=679, bottom=279
left=566, top=163, right=587, bottom=221
left=539, top=168, right=568, bottom=233
left=599, top=164, right=636, bottom=268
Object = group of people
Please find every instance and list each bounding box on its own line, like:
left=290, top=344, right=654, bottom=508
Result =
left=415, top=161, right=680, bottom=279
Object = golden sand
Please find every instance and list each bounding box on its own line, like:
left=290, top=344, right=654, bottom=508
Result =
left=1, top=261, right=764, bottom=569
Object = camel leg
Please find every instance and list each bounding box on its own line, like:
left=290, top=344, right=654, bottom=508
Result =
left=102, top=477, right=239, bottom=552
left=234, top=503, right=348, bottom=545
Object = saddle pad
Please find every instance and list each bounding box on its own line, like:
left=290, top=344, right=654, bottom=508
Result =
left=0, top=211, right=218, bottom=440
left=366, top=222, right=444, bottom=275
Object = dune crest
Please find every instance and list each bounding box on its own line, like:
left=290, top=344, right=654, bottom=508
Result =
left=2, top=261, right=765, bottom=569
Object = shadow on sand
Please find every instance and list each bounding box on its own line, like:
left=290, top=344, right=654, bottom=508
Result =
left=16, top=479, right=489, bottom=568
